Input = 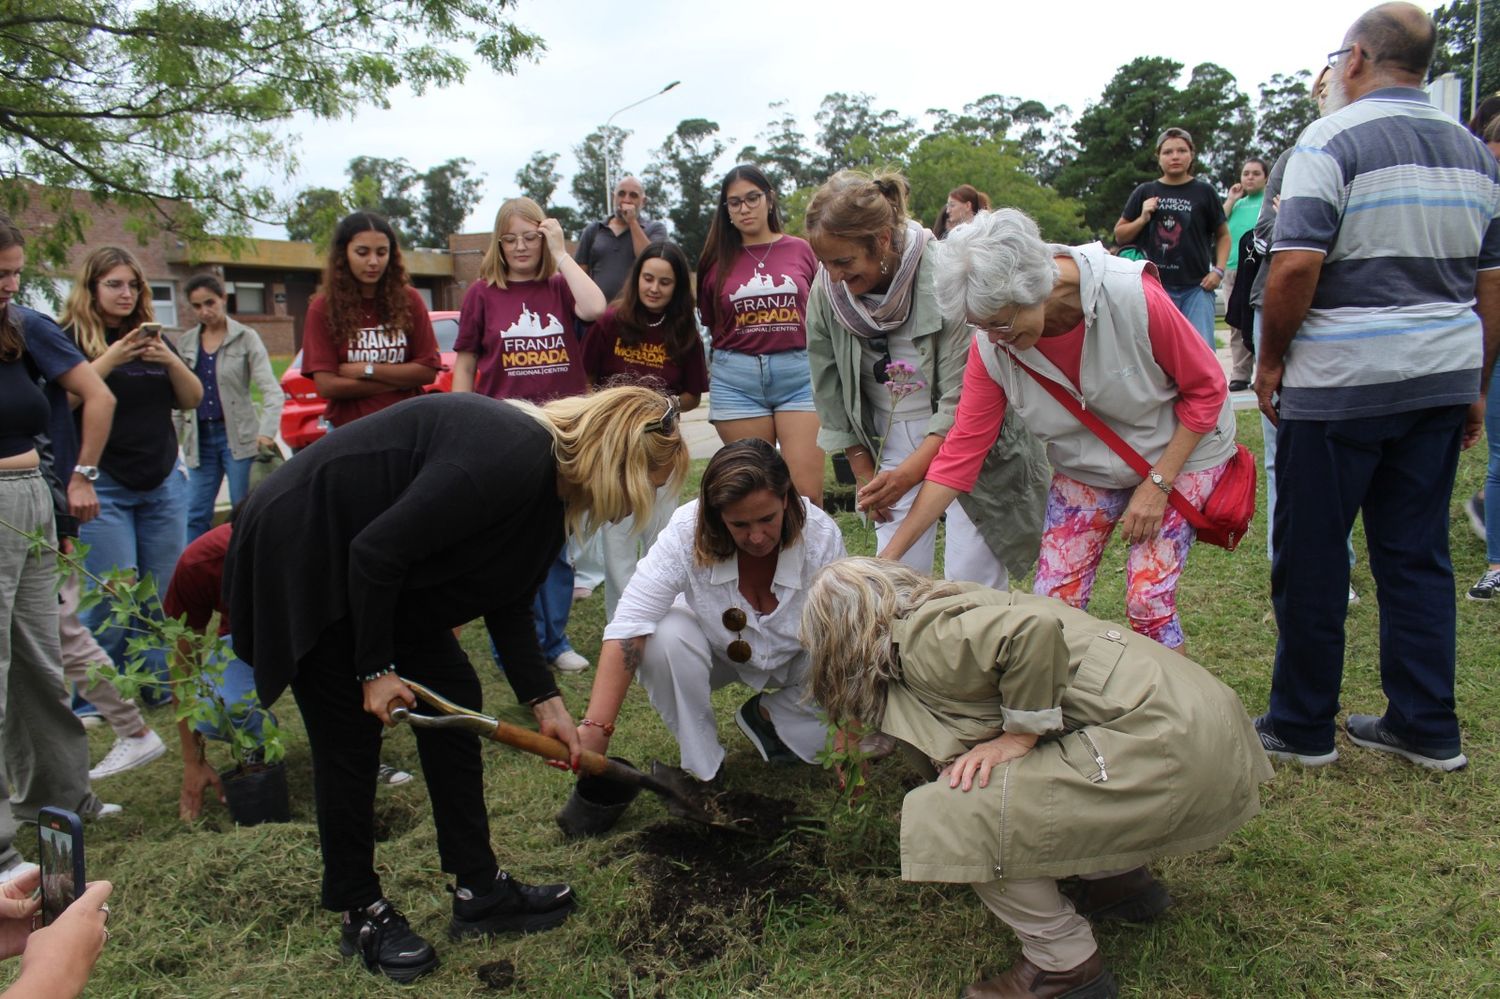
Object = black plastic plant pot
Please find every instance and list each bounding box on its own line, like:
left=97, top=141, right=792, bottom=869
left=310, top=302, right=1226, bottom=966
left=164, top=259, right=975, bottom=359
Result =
left=555, top=756, right=641, bottom=839
left=221, top=761, right=291, bottom=826
left=831, top=451, right=857, bottom=486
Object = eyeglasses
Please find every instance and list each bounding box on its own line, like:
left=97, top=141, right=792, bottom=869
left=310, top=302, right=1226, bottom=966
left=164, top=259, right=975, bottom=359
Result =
left=869, top=336, right=893, bottom=384
left=975, top=304, right=1023, bottom=337
left=1327, top=46, right=1354, bottom=68
left=722, top=608, right=752, bottom=663
left=99, top=279, right=142, bottom=293
left=642, top=395, right=679, bottom=436
left=725, top=190, right=765, bottom=212
left=499, top=232, right=543, bottom=247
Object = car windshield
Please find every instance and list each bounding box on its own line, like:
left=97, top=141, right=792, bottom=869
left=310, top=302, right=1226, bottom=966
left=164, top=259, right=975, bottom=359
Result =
left=433, top=317, right=458, bottom=352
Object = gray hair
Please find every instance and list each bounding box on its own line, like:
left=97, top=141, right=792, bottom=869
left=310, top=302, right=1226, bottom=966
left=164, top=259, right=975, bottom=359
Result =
left=931, top=208, right=1060, bottom=323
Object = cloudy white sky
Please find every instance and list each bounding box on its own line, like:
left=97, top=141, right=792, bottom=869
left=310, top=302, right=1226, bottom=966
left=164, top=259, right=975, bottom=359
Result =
left=257, top=0, right=1449, bottom=239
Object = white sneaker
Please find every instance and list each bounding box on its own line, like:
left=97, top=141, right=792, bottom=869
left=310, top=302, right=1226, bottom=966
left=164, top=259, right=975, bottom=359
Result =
left=89, top=729, right=167, bottom=780
left=92, top=803, right=123, bottom=819
left=376, top=763, right=413, bottom=786
left=549, top=650, right=589, bottom=674
left=1348, top=585, right=1359, bottom=605
left=0, top=862, right=36, bottom=886
left=79, top=713, right=105, bottom=730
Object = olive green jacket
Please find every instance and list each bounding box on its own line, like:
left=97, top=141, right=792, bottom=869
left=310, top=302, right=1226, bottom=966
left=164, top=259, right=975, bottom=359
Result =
left=175, top=318, right=283, bottom=466
left=805, top=243, right=1049, bottom=578
left=883, top=585, right=1273, bottom=883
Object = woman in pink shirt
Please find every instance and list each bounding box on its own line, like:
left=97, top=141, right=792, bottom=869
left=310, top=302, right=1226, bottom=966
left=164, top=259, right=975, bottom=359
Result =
left=883, top=209, right=1236, bottom=650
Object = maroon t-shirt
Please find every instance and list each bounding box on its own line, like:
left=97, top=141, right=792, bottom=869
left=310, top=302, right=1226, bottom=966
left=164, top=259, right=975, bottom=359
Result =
left=164, top=523, right=233, bottom=636
left=581, top=307, right=709, bottom=396
left=300, top=287, right=441, bottom=427
left=455, top=275, right=589, bottom=403
left=696, top=235, right=817, bottom=356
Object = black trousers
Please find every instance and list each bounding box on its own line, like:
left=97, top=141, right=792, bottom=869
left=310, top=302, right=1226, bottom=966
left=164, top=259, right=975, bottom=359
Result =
left=1267, top=405, right=1466, bottom=754
left=291, top=621, right=498, bottom=911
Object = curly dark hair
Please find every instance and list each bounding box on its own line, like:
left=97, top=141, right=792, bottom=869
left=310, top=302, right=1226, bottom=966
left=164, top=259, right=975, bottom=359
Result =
left=317, top=212, right=412, bottom=345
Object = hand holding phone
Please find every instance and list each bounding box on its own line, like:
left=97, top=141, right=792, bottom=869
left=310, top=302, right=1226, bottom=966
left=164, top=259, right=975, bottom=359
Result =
left=36, top=807, right=84, bottom=927
left=138, top=322, right=162, bottom=339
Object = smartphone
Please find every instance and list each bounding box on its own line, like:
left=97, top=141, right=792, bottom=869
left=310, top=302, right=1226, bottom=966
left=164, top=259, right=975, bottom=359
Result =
left=36, top=807, right=85, bottom=927
left=139, top=322, right=162, bottom=338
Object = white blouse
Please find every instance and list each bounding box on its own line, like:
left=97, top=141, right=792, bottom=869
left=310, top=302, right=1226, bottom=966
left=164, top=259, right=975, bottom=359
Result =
left=603, top=498, right=847, bottom=680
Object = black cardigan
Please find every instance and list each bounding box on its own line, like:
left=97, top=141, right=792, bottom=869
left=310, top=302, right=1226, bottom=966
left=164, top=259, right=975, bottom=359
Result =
left=226, top=393, right=565, bottom=707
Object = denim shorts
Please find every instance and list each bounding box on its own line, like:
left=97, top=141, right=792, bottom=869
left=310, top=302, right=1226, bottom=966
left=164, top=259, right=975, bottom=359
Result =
left=708, top=348, right=816, bottom=421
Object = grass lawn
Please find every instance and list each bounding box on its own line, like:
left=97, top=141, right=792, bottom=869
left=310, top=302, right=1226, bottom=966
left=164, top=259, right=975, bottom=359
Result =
left=15, top=410, right=1498, bottom=998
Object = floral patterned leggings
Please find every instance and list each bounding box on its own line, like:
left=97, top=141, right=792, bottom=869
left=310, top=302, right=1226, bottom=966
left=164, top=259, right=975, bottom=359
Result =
left=1032, top=464, right=1228, bottom=649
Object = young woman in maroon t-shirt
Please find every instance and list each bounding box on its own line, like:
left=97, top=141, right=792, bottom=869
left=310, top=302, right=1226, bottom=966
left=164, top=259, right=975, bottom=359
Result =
left=696, top=165, right=823, bottom=506
left=582, top=241, right=707, bottom=619
left=299, top=212, right=441, bottom=429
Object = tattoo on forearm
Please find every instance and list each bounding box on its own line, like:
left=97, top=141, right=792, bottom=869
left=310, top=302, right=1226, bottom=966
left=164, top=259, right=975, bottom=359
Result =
left=622, top=639, right=644, bottom=674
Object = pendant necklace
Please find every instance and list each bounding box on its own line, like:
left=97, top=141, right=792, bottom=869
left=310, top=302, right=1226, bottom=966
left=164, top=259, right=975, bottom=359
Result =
left=743, top=240, right=775, bottom=271
left=645, top=312, right=666, bottom=328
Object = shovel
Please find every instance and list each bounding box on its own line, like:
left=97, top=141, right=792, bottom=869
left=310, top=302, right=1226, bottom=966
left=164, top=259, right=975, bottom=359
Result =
left=387, top=678, right=748, bottom=835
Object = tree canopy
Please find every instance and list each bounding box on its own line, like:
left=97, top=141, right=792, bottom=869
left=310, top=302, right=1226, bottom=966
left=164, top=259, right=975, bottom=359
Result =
left=285, top=157, right=484, bottom=248
left=0, top=0, right=542, bottom=268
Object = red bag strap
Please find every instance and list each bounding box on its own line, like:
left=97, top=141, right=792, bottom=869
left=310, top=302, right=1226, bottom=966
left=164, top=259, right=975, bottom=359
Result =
left=1012, top=358, right=1209, bottom=530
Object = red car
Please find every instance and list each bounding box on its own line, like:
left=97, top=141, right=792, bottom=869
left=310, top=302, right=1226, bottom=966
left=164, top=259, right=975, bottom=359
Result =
left=279, top=310, right=459, bottom=451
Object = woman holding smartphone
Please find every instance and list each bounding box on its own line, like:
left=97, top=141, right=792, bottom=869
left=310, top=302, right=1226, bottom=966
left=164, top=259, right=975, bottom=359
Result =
left=299, top=212, right=441, bottom=431
left=175, top=274, right=283, bottom=540
left=61, top=247, right=202, bottom=700
left=697, top=165, right=824, bottom=507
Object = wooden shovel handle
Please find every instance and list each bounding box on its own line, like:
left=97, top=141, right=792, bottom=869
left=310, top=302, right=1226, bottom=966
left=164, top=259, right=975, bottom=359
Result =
left=489, top=720, right=613, bottom=777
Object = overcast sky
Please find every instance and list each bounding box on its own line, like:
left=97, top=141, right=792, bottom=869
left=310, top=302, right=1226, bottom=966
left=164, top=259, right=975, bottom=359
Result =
left=256, top=0, right=1445, bottom=239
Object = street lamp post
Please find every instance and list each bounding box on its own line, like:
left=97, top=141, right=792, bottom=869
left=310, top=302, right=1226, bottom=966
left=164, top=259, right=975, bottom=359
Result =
left=600, top=80, right=681, bottom=220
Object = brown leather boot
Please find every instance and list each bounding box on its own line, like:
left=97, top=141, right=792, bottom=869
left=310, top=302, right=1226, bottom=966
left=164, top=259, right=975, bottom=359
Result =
left=1059, top=866, right=1173, bottom=923
left=961, top=950, right=1117, bottom=998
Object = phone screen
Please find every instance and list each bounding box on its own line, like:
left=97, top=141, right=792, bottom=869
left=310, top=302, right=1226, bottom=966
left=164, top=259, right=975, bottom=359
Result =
left=37, top=809, right=84, bottom=926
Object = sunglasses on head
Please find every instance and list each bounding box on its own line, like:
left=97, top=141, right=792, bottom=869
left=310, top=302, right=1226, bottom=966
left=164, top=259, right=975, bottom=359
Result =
left=722, top=607, right=752, bottom=663
left=642, top=395, right=680, bottom=436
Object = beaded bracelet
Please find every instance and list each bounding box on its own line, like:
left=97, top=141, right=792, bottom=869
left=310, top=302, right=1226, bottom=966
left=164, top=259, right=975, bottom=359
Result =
left=358, top=667, right=395, bottom=683
left=580, top=718, right=615, bottom=737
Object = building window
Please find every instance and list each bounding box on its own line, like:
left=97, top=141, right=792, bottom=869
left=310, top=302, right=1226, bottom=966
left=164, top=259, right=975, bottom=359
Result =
left=228, top=281, right=266, bottom=314
left=150, top=282, right=177, bottom=328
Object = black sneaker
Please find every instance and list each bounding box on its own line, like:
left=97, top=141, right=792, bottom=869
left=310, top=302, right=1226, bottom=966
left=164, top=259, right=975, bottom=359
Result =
left=735, top=694, right=800, bottom=765
left=1467, top=568, right=1500, bottom=601
left=449, top=871, right=575, bottom=940
left=1253, top=713, right=1338, bottom=767
left=1344, top=714, right=1467, bottom=772
left=339, top=899, right=438, bottom=983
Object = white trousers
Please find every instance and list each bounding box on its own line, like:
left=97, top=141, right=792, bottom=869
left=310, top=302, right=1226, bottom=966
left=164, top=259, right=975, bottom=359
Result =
left=635, top=605, right=828, bottom=780
left=600, top=485, right=678, bottom=622
left=875, top=419, right=1008, bottom=589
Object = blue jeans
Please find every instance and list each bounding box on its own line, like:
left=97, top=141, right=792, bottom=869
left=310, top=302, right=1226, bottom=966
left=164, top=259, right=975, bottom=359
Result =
left=78, top=466, right=188, bottom=701
left=1485, top=358, right=1500, bottom=563
left=1267, top=406, right=1467, bottom=754
left=707, top=348, right=816, bottom=421
left=489, top=549, right=575, bottom=670
left=1166, top=285, right=1218, bottom=353
left=193, top=637, right=274, bottom=744
left=188, top=421, right=252, bottom=541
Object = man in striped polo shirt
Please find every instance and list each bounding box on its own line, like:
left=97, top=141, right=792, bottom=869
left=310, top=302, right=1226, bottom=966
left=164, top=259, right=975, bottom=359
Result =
left=1253, top=2, right=1500, bottom=773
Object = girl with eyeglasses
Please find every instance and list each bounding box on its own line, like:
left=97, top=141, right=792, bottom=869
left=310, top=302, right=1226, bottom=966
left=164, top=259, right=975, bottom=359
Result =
left=454, top=197, right=606, bottom=674
left=61, top=247, right=203, bottom=704
left=697, top=165, right=825, bottom=507
left=581, top=241, right=708, bottom=621
left=574, top=438, right=846, bottom=798
left=805, top=170, right=1047, bottom=591
left=299, top=212, right=441, bottom=430
left=225, top=386, right=687, bottom=983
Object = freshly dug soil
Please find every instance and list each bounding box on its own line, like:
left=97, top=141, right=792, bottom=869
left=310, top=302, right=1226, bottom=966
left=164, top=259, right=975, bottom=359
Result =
left=475, top=959, right=516, bottom=990
left=614, top=791, right=832, bottom=971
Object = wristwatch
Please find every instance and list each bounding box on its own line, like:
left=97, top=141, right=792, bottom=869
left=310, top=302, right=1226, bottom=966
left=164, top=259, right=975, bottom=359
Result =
left=72, top=464, right=100, bottom=482
left=1148, top=470, right=1172, bottom=494
left=362, top=363, right=375, bottom=380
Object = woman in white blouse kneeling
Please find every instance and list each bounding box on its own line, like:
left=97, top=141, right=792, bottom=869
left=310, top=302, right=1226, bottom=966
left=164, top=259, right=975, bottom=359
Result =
left=577, top=438, right=846, bottom=780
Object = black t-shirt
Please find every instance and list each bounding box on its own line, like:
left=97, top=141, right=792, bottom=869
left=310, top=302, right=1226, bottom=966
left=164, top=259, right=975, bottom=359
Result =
left=83, top=328, right=183, bottom=491
left=0, top=354, right=50, bottom=460
left=1121, top=178, right=1226, bottom=288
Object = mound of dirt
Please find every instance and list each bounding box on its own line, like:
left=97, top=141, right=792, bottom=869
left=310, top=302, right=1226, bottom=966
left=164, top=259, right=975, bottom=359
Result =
left=615, top=793, right=832, bottom=971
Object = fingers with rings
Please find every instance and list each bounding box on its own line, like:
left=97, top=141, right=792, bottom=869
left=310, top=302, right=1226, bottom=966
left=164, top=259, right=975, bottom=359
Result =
left=99, top=902, right=111, bottom=922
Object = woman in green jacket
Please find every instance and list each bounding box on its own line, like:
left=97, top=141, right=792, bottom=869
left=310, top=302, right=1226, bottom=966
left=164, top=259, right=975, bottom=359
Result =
left=804, top=171, right=1047, bottom=588
left=802, top=557, right=1272, bottom=999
